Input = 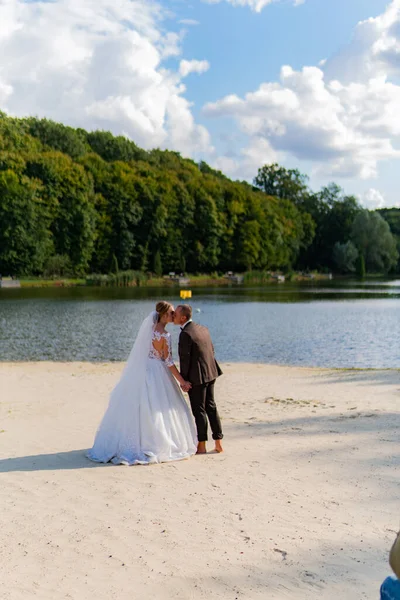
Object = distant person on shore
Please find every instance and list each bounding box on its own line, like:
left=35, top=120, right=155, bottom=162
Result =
left=174, top=304, right=223, bottom=454
left=87, top=301, right=197, bottom=465
left=380, top=530, right=400, bottom=599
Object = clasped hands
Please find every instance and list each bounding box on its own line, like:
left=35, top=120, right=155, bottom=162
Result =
left=180, top=380, right=192, bottom=393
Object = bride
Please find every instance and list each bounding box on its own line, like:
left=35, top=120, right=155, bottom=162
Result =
left=87, top=301, right=197, bottom=465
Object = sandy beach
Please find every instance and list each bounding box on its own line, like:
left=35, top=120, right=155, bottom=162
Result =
left=0, top=362, right=398, bottom=599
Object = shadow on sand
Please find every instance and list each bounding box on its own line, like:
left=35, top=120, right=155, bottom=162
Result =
left=0, top=449, right=108, bottom=473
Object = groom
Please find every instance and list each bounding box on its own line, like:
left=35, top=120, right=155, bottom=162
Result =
left=174, top=304, right=224, bottom=454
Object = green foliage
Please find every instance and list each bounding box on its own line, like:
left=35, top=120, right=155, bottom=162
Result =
left=253, top=168, right=364, bottom=272
left=351, top=210, right=398, bottom=273
left=110, top=254, right=119, bottom=274
left=86, top=130, right=148, bottom=163
left=0, top=111, right=396, bottom=279
left=378, top=208, right=400, bottom=272
left=254, top=163, right=309, bottom=204
left=238, top=220, right=261, bottom=270
left=356, top=254, right=366, bottom=278
left=0, top=169, right=53, bottom=275
left=86, top=270, right=146, bottom=287
left=24, top=117, right=88, bottom=159
left=198, top=161, right=226, bottom=179
left=378, top=208, right=400, bottom=237
left=0, top=112, right=41, bottom=154
left=43, top=254, right=73, bottom=278
left=333, top=241, right=358, bottom=273
left=296, top=183, right=361, bottom=270
left=243, top=270, right=272, bottom=284
left=25, top=151, right=97, bottom=273
left=153, top=250, right=162, bottom=277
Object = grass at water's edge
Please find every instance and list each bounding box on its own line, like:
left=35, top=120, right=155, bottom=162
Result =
left=20, top=278, right=86, bottom=288
left=18, top=271, right=334, bottom=288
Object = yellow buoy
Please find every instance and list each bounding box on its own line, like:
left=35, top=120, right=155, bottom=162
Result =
left=180, top=290, right=192, bottom=299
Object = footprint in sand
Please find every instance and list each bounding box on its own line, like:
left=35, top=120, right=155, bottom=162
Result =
left=273, top=548, right=287, bottom=560
left=264, top=397, right=325, bottom=408
left=331, top=412, right=379, bottom=421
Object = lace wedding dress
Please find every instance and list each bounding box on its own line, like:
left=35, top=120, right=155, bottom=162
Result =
left=87, top=311, right=197, bottom=465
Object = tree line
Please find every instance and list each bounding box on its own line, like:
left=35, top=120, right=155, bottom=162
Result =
left=0, top=112, right=398, bottom=277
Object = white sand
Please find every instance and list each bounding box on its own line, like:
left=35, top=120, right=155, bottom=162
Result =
left=0, top=362, right=399, bottom=600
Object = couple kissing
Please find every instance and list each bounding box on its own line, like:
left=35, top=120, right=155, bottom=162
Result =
left=87, top=301, right=223, bottom=465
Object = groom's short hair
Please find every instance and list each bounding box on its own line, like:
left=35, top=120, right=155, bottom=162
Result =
left=177, top=304, right=192, bottom=321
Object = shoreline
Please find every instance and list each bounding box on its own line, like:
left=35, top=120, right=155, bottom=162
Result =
left=0, top=361, right=398, bottom=599
left=1, top=360, right=399, bottom=372
left=4, top=273, right=395, bottom=289
left=13, top=272, right=335, bottom=288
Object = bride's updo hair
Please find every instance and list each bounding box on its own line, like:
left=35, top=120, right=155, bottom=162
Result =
left=155, top=301, right=172, bottom=322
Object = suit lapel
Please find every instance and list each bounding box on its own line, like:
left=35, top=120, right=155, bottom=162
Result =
left=181, top=321, right=194, bottom=335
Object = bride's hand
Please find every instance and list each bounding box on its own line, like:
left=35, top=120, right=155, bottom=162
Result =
left=181, top=380, right=191, bottom=392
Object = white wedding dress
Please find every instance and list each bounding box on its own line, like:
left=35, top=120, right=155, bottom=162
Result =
left=87, top=311, right=197, bottom=465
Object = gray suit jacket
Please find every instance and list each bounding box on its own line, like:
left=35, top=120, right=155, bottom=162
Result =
left=178, top=322, right=222, bottom=386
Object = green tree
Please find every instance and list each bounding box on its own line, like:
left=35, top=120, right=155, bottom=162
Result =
left=356, top=254, right=366, bottom=278
left=189, top=187, right=222, bottom=271
left=86, top=131, right=147, bottom=163
left=378, top=208, right=400, bottom=273
left=110, top=254, right=119, bottom=274
left=333, top=241, right=359, bottom=273
left=0, top=112, right=41, bottom=154
left=153, top=250, right=162, bottom=277
left=351, top=210, right=398, bottom=273
left=297, top=184, right=360, bottom=270
left=1, top=109, right=380, bottom=279
left=44, top=254, right=73, bottom=278
left=254, top=163, right=309, bottom=204
left=24, top=117, right=88, bottom=159
left=83, top=159, right=144, bottom=271
left=26, top=152, right=97, bottom=273
left=238, top=220, right=261, bottom=270
left=0, top=170, right=53, bottom=275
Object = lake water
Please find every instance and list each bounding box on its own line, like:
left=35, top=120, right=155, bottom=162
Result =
left=0, top=280, right=399, bottom=368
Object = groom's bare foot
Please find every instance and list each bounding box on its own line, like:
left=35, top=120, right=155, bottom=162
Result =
left=214, top=440, right=224, bottom=453
left=196, top=442, right=207, bottom=454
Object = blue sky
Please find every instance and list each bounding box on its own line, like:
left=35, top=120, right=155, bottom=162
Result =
left=173, top=0, right=388, bottom=101
left=0, top=0, right=399, bottom=207
left=167, top=0, right=395, bottom=204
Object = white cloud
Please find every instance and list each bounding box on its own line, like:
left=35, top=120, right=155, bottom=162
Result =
left=0, top=0, right=212, bottom=156
left=203, top=0, right=400, bottom=181
left=179, top=19, right=200, bottom=26
left=204, top=65, right=400, bottom=179
left=179, top=59, right=210, bottom=77
left=203, top=0, right=302, bottom=12
left=361, top=188, right=400, bottom=209
left=324, top=0, right=400, bottom=82
left=213, top=137, right=277, bottom=179
left=0, top=80, right=12, bottom=105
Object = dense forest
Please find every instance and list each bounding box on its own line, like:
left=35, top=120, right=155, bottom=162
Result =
left=0, top=111, right=398, bottom=278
